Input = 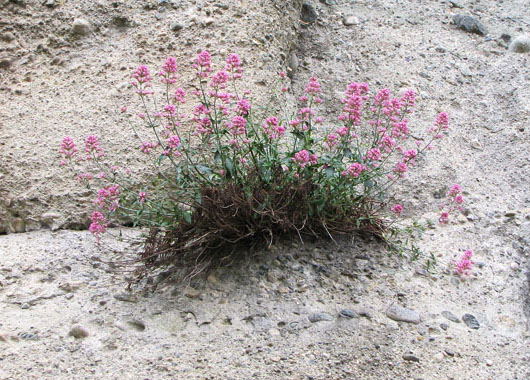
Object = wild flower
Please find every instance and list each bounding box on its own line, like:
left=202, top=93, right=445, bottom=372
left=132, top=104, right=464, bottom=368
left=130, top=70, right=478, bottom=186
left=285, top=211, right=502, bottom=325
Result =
left=391, top=204, right=403, bottom=216
left=454, top=250, right=474, bottom=275
left=439, top=184, right=464, bottom=224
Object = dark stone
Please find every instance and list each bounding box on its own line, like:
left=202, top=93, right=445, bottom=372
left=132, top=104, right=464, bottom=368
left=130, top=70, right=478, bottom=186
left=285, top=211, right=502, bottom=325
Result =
left=301, top=3, right=317, bottom=25
left=402, top=353, right=420, bottom=362
left=440, top=322, right=449, bottom=331
left=112, top=16, right=133, bottom=28
left=319, top=0, right=337, bottom=4
left=441, top=310, right=461, bottom=323
left=339, top=309, right=360, bottom=319
left=171, top=22, right=184, bottom=32
left=462, top=313, right=480, bottom=329
left=453, top=15, right=486, bottom=35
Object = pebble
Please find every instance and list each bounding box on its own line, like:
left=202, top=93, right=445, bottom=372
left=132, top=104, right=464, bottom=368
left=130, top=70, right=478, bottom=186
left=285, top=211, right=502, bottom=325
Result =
left=0, top=32, right=16, bottom=42
left=441, top=310, right=461, bottom=323
left=0, top=58, right=12, bottom=70
left=385, top=304, right=421, bottom=324
left=69, top=325, right=89, bottom=339
left=72, top=19, right=91, bottom=36
left=301, top=3, right=318, bottom=24
left=127, top=319, right=146, bottom=331
left=402, top=353, right=420, bottom=362
left=184, top=287, right=201, bottom=299
left=0, top=333, right=8, bottom=342
left=453, top=14, right=487, bottom=35
left=462, top=313, right=480, bottom=329
left=510, top=262, right=519, bottom=271
left=449, top=0, right=464, bottom=8
left=440, top=322, right=449, bottom=331
left=343, top=16, right=359, bottom=26
left=170, top=22, right=184, bottom=32
left=308, top=312, right=334, bottom=323
left=486, top=359, right=493, bottom=366
left=509, top=35, right=530, bottom=53
left=287, top=52, right=299, bottom=77
left=339, top=309, right=360, bottom=319
left=319, top=0, right=337, bottom=4
left=18, top=332, right=39, bottom=341
left=114, top=292, right=138, bottom=303
left=444, top=349, right=455, bottom=357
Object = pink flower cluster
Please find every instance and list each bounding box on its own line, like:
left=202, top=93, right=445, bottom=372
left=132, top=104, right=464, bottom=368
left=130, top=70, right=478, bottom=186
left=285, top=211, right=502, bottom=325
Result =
left=61, top=137, right=78, bottom=159
left=391, top=204, right=403, bottom=216
left=159, top=57, right=178, bottom=84
left=84, top=135, right=104, bottom=159
left=95, top=184, right=120, bottom=211
left=132, top=65, right=154, bottom=95
left=262, top=117, right=285, bottom=140
left=193, top=50, right=211, bottom=78
left=439, top=184, right=464, bottom=224
left=341, top=162, right=367, bottom=178
left=454, top=250, right=474, bottom=276
left=292, top=150, right=318, bottom=168
left=89, top=211, right=108, bottom=241
left=225, top=53, right=243, bottom=80
left=338, top=82, right=369, bottom=125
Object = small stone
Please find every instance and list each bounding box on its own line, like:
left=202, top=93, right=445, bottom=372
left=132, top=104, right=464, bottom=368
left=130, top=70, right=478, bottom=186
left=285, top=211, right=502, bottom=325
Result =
left=184, top=287, right=201, bottom=299
left=287, top=52, right=298, bottom=78
left=440, top=323, right=449, bottom=331
left=0, top=32, right=15, bottom=42
left=301, top=3, right=318, bottom=24
left=433, top=352, right=445, bottom=362
left=441, top=311, right=461, bottom=323
left=114, top=292, right=138, bottom=303
left=308, top=312, right=334, bottom=323
left=270, top=356, right=281, bottom=362
left=453, top=14, right=486, bottom=35
left=385, top=304, right=421, bottom=324
left=449, top=0, right=464, bottom=8
left=486, top=359, right=493, bottom=366
left=402, top=353, right=420, bottom=362
left=0, top=333, right=8, bottom=342
left=20, top=303, right=30, bottom=309
left=18, top=332, right=39, bottom=341
left=0, top=57, right=12, bottom=70
left=112, top=16, right=133, bottom=28
left=510, top=262, right=519, bottom=271
left=45, top=0, right=56, bottom=7
left=319, top=0, right=336, bottom=4
left=415, top=268, right=428, bottom=276
left=127, top=320, right=146, bottom=331
left=462, top=313, right=480, bottom=329
left=509, top=35, right=530, bottom=53
left=170, top=22, right=184, bottom=32
left=339, top=309, right=359, bottom=319
left=444, top=349, right=455, bottom=357
left=69, top=325, right=89, bottom=339
left=343, top=16, right=359, bottom=26
left=72, top=19, right=91, bottom=36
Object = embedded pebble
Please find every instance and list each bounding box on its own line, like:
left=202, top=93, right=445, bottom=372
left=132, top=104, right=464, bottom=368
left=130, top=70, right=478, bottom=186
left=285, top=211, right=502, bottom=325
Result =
left=308, top=312, right=334, bottom=323
left=509, top=35, right=530, bottom=53
left=339, top=309, right=359, bottom=319
left=442, top=310, right=461, bottom=323
left=343, top=16, right=359, bottom=26
left=0, top=32, right=16, bottom=42
left=300, top=3, right=318, bottom=24
left=127, top=320, right=146, bottom=331
left=402, top=353, right=420, bottom=362
left=72, top=19, right=91, bottom=36
left=462, top=313, right=480, bottom=329
left=453, top=14, right=486, bottom=35
left=69, top=325, right=89, bottom=339
left=386, top=304, right=421, bottom=324
left=114, top=292, right=138, bottom=303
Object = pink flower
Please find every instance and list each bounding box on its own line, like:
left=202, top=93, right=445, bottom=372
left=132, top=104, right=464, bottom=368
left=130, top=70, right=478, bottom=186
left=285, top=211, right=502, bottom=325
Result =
left=341, top=163, right=367, bottom=178
left=167, top=135, right=180, bottom=149
left=139, top=192, right=146, bottom=203
left=141, top=142, right=156, bottom=154
left=120, top=106, right=127, bottom=113
left=455, top=195, right=464, bottom=204
left=305, top=77, right=322, bottom=95
left=279, top=71, right=286, bottom=78
left=77, top=173, right=92, bottom=182
left=448, top=184, right=461, bottom=196
left=159, top=57, right=178, bottom=84
left=298, top=107, right=314, bottom=120
left=84, top=135, right=104, bottom=158
left=237, top=98, right=251, bottom=115
left=262, top=116, right=284, bottom=139
left=326, top=133, right=338, bottom=148
left=365, top=148, right=381, bottom=161
left=391, top=204, right=403, bottom=216
left=454, top=250, right=474, bottom=275
left=132, top=65, right=152, bottom=84
left=400, top=89, right=416, bottom=110
left=210, top=70, right=229, bottom=88
left=89, top=211, right=108, bottom=241
left=439, top=211, right=449, bottom=224
left=174, top=88, right=186, bottom=103
left=61, top=136, right=78, bottom=158
left=373, top=88, right=390, bottom=106
left=225, top=53, right=243, bottom=79
left=394, top=162, right=408, bottom=176
left=336, top=126, right=348, bottom=137
left=292, top=150, right=317, bottom=168
left=193, top=50, right=211, bottom=77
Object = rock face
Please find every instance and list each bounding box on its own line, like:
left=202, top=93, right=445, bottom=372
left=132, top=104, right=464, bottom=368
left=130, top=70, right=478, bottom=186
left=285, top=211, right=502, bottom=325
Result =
left=0, top=0, right=304, bottom=233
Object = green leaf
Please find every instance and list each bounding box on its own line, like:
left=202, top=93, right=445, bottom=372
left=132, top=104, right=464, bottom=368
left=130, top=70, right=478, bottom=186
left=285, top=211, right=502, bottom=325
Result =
left=325, top=166, right=335, bottom=178
left=183, top=211, right=192, bottom=224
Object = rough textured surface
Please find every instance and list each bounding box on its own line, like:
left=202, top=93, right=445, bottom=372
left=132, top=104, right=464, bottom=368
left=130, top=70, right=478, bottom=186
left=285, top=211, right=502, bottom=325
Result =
left=1, top=0, right=530, bottom=379
left=0, top=0, right=303, bottom=233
